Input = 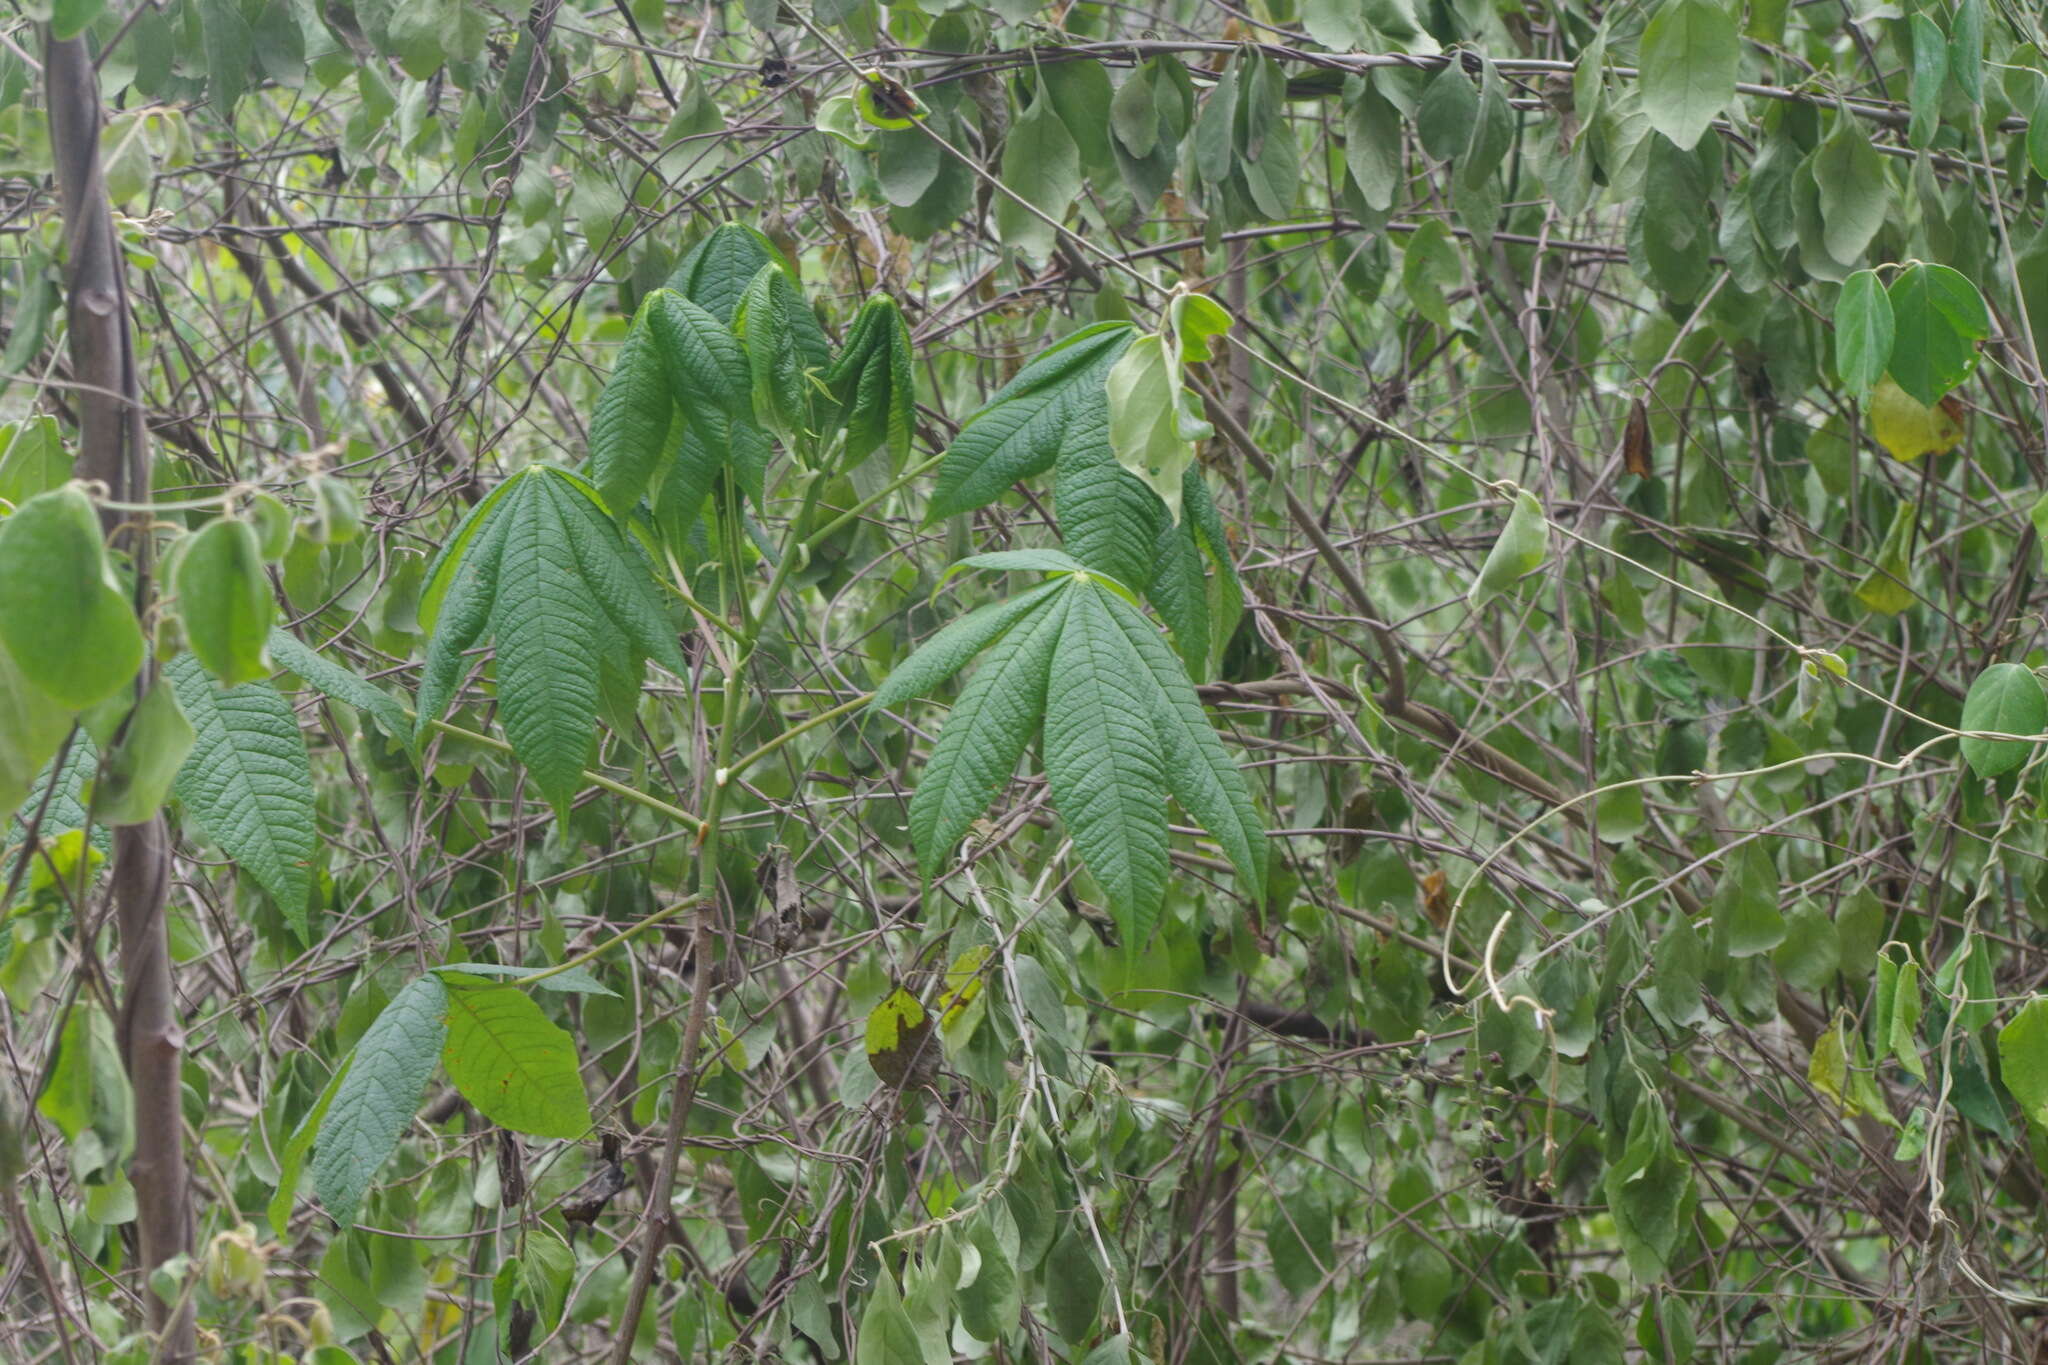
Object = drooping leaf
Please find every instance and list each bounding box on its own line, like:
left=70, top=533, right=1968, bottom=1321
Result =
left=1885, top=262, right=1990, bottom=407
left=1867, top=376, right=1965, bottom=462
left=1998, top=997, right=2048, bottom=1128
left=586, top=304, right=675, bottom=518
left=1636, top=0, right=1738, bottom=151
left=0, top=486, right=144, bottom=710
left=94, top=678, right=195, bottom=826
left=1602, top=1093, right=1695, bottom=1278
left=1096, top=585, right=1267, bottom=901
left=994, top=79, right=1083, bottom=264
left=825, top=295, right=918, bottom=469
left=312, top=975, right=448, bottom=1227
left=175, top=517, right=275, bottom=688
left=1812, top=121, right=1887, bottom=265
left=1852, top=499, right=1918, bottom=614
left=0, top=639, right=74, bottom=826
left=1959, top=662, right=2045, bottom=779
left=167, top=653, right=316, bottom=935
left=1467, top=489, right=1550, bottom=607
left=1833, top=269, right=1892, bottom=397
left=441, top=984, right=592, bottom=1139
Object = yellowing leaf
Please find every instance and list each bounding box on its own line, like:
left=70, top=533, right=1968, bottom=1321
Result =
left=1868, top=375, right=1964, bottom=462
left=865, top=986, right=934, bottom=1088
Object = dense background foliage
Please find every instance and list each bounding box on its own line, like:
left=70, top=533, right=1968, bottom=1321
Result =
left=3, top=0, right=2048, bottom=1361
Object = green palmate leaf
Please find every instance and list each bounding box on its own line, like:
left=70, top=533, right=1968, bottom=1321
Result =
left=441, top=984, right=592, bottom=1139
left=1885, top=263, right=1990, bottom=407
left=907, top=591, right=1068, bottom=876
left=0, top=486, right=144, bottom=710
left=870, top=578, right=1067, bottom=711
left=94, top=678, right=195, bottom=826
left=928, top=323, right=1134, bottom=520
left=175, top=517, right=274, bottom=688
left=1834, top=270, right=1892, bottom=397
left=1637, top=0, right=1738, bottom=151
left=995, top=79, right=1083, bottom=264
left=1043, top=584, right=1172, bottom=949
left=735, top=263, right=828, bottom=442
left=265, top=625, right=414, bottom=751
left=586, top=304, right=674, bottom=517
left=0, top=639, right=73, bottom=824
left=167, top=653, right=316, bottom=934
left=312, top=974, right=449, bottom=1227
left=1959, top=662, right=2045, bottom=779
left=1998, top=997, right=2048, bottom=1127
left=1468, top=489, right=1550, bottom=607
left=825, top=295, right=917, bottom=469
left=1097, top=584, right=1267, bottom=900
left=413, top=466, right=686, bottom=818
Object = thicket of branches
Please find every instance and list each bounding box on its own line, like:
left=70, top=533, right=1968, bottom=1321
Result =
left=3, top=0, right=2048, bottom=1362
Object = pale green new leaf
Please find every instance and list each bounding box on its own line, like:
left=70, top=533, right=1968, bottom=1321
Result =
left=312, top=974, right=449, bottom=1227
left=1107, top=332, right=1203, bottom=523
left=441, top=984, right=592, bottom=1139
left=167, top=653, right=315, bottom=934
left=1043, top=586, right=1172, bottom=949
left=1637, top=0, right=1737, bottom=151
left=908, top=592, right=1068, bottom=876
